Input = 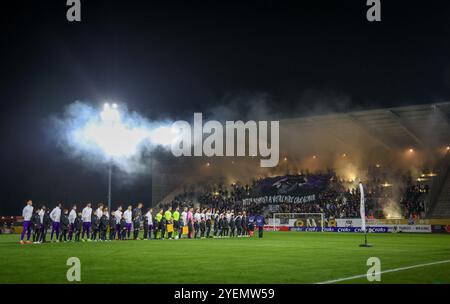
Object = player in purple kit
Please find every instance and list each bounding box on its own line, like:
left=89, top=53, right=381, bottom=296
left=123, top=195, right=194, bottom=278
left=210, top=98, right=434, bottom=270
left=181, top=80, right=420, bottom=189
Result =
left=50, top=203, right=62, bottom=242
left=68, top=205, right=77, bottom=241
left=81, top=203, right=92, bottom=241
left=123, top=205, right=133, bottom=239
left=144, top=208, right=153, bottom=240
left=115, top=206, right=123, bottom=240
left=20, top=200, right=34, bottom=244
left=31, top=207, right=42, bottom=243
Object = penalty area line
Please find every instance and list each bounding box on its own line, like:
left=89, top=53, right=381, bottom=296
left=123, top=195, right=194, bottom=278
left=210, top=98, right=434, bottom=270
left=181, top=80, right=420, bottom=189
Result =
left=316, top=259, right=450, bottom=284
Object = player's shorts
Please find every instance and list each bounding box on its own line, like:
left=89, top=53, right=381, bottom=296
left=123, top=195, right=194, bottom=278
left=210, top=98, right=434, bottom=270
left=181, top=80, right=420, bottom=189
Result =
left=173, top=220, right=179, bottom=229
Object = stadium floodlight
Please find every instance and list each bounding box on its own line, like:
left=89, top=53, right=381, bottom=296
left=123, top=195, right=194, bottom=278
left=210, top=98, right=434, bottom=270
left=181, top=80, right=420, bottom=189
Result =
left=101, top=102, right=121, bottom=124
left=70, top=102, right=153, bottom=212
left=100, top=102, right=122, bottom=213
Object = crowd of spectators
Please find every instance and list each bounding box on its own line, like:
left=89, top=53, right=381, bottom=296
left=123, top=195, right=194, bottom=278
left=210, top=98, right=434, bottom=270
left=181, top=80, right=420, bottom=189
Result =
left=401, top=179, right=427, bottom=219
left=166, top=170, right=429, bottom=220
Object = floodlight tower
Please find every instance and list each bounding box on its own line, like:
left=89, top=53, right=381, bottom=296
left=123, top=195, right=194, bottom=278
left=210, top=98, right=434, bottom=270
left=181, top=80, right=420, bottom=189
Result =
left=100, top=102, right=120, bottom=212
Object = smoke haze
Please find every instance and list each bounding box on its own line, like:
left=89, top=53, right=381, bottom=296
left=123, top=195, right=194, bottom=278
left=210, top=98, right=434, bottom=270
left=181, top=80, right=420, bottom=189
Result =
left=48, top=96, right=446, bottom=209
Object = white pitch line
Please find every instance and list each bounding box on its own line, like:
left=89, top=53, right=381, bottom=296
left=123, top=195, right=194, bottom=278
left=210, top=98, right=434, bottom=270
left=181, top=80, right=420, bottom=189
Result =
left=316, top=259, right=450, bottom=284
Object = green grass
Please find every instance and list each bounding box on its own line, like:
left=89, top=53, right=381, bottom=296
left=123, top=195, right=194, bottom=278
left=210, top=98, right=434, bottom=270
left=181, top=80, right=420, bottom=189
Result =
left=1, top=232, right=449, bottom=284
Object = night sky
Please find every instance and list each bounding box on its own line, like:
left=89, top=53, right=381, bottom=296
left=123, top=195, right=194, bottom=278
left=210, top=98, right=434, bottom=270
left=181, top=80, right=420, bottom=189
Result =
left=1, top=0, right=450, bottom=214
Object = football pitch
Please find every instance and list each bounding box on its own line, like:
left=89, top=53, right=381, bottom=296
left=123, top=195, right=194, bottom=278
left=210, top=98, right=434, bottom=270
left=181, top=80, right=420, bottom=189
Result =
left=0, top=232, right=449, bottom=284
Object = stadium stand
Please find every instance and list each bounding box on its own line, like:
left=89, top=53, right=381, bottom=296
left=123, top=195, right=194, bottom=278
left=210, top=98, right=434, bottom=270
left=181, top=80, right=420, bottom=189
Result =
left=429, top=152, right=450, bottom=218
left=163, top=169, right=430, bottom=221
left=153, top=102, right=450, bottom=220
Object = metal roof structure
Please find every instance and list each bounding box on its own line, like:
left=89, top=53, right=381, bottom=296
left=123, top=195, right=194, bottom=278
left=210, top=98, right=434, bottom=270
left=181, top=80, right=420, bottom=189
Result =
left=282, top=102, right=450, bottom=152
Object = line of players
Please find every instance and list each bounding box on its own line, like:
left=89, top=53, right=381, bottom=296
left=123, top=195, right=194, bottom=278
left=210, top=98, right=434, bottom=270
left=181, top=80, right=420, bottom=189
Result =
left=19, top=200, right=265, bottom=244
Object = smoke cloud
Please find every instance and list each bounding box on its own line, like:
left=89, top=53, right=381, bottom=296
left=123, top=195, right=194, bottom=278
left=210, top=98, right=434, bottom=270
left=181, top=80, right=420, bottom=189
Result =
left=48, top=95, right=445, bottom=210
left=49, top=101, right=176, bottom=175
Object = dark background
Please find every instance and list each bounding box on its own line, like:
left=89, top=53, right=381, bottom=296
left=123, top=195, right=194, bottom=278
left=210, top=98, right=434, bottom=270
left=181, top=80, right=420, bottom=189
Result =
left=1, top=0, right=450, bottom=214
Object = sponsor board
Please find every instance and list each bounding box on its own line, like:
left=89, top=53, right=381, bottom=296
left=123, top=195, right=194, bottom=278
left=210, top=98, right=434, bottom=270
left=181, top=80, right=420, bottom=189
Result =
left=336, top=219, right=432, bottom=233
left=336, top=218, right=411, bottom=227
left=336, top=218, right=362, bottom=227
left=267, top=217, right=432, bottom=233
left=388, top=224, right=431, bottom=233
left=263, top=225, right=289, bottom=231
left=0, top=228, right=15, bottom=234
left=431, top=225, right=450, bottom=233
left=268, top=218, right=321, bottom=227
left=413, top=218, right=450, bottom=225
left=288, top=226, right=390, bottom=233
left=368, top=218, right=408, bottom=225
left=266, top=225, right=431, bottom=233
left=337, top=218, right=444, bottom=226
